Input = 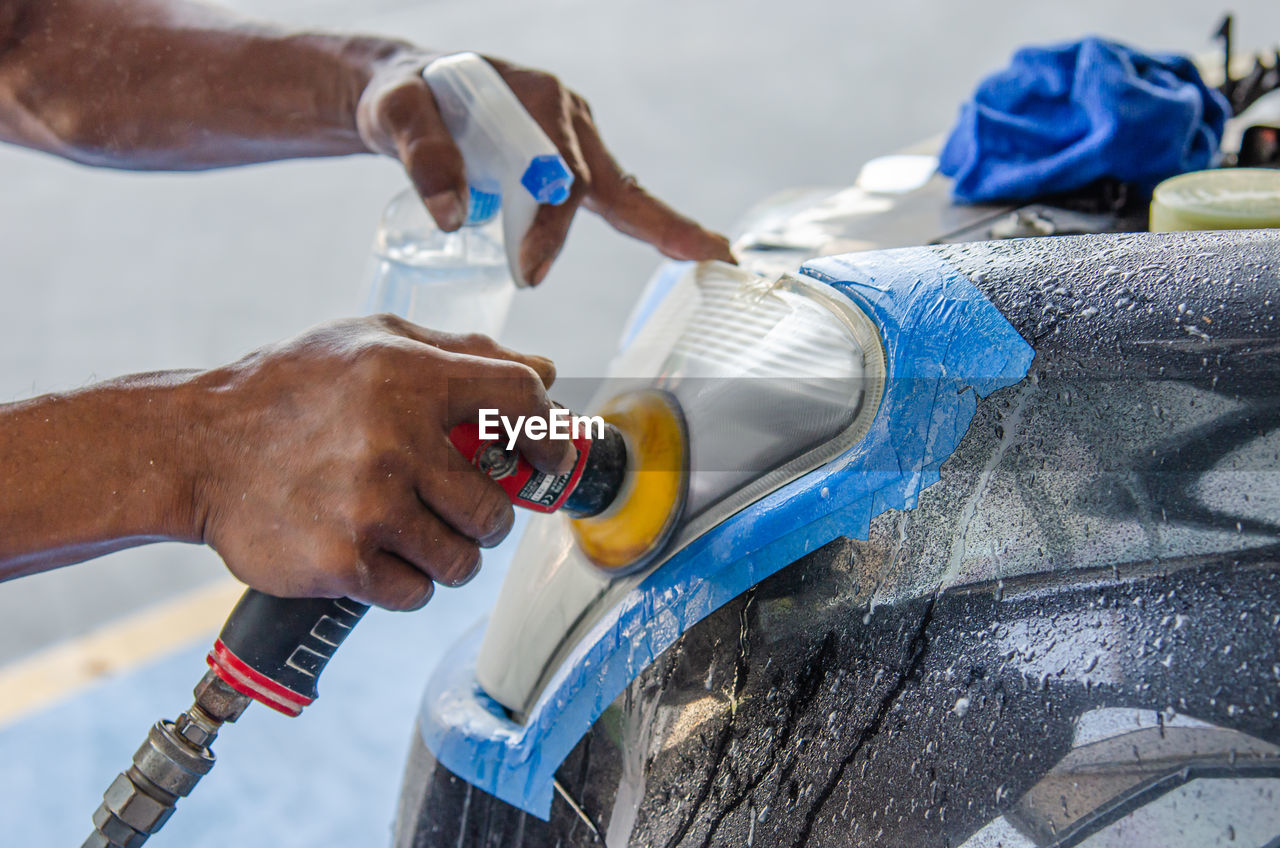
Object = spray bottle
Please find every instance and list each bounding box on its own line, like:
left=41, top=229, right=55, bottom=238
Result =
left=364, top=53, right=575, bottom=336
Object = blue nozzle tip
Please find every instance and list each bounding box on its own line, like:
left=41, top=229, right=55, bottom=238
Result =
left=521, top=155, right=575, bottom=206
left=466, top=188, right=501, bottom=225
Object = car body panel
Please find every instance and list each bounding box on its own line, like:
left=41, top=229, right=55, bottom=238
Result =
left=397, top=203, right=1280, bottom=844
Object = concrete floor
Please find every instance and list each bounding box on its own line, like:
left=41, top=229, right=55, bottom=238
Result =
left=1, top=0, right=1278, bottom=844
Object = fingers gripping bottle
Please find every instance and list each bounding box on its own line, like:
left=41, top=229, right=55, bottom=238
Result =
left=364, top=52, right=575, bottom=336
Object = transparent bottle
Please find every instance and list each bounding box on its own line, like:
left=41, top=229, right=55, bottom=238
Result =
left=363, top=53, right=573, bottom=337
left=363, top=188, right=516, bottom=338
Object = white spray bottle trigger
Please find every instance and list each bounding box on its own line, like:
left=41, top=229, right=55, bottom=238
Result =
left=422, top=53, right=574, bottom=287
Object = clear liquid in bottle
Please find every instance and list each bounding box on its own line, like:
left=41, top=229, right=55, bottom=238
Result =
left=364, top=188, right=516, bottom=338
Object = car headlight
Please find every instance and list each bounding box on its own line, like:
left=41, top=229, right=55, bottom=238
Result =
left=476, top=260, right=886, bottom=718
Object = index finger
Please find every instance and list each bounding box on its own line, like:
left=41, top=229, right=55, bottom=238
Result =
left=371, top=314, right=557, bottom=388
left=444, top=356, right=576, bottom=474
left=574, top=114, right=736, bottom=264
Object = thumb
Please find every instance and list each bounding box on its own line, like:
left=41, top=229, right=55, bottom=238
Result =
left=368, top=78, right=469, bottom=232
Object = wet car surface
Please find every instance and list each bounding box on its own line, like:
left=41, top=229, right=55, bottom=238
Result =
left=396, top=227, right=1280, bottom=847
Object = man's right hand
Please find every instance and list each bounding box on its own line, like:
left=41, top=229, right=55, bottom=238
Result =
left=189, top=315, right=573, bottom=611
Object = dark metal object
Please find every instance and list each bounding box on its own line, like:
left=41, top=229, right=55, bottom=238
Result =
left=83, top=672, right=250, bottom=847
left=562, top=422, right=628, bottom=518
left=1214, top=14, right=1280, bottom=116
left=395, top=229, right=1280, bottom=846
left=1239, top=124, right=1280, bottom=167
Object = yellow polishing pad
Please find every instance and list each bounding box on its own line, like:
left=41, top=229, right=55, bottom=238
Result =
left=571, top=390, right=688, bottom=574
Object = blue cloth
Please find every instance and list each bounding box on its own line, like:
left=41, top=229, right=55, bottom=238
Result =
left=939, top=37, right=1230, bottom=203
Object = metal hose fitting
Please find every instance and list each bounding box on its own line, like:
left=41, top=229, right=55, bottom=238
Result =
left=83, top=671, right=251, bottom=847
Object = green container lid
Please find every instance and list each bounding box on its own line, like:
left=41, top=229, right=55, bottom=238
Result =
left=1150, top=168, right=1280, bottom=232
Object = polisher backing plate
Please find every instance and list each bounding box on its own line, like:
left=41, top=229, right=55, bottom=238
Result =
left=570, top=389, right=688, bottom=574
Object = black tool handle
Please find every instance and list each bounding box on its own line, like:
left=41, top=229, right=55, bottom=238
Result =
left=211, top=590, right=369, bottom=714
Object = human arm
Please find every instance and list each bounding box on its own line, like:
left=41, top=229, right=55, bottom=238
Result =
left=0, top=315, right=571, bottom=611
left=0, top=0, right=733, bottom=282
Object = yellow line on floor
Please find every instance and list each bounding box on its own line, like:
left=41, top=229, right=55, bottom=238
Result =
left=0, top=578, right=244, bottom=729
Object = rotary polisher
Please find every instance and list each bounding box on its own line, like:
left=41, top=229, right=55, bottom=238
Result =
left=81, top=389, right=687, bottom=848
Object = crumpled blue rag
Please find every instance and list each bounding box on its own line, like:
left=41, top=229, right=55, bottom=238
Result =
left=939, top=37, right=1230, bottom=203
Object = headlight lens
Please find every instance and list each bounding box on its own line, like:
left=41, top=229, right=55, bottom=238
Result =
left=476, top=261, right=885, bottom=717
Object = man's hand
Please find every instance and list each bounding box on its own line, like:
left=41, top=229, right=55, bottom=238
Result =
left=193, top=316, right=573, bottom=611
left=0, top=316, right=573, bottom=612
left=357, top=52, right=735, bottom=285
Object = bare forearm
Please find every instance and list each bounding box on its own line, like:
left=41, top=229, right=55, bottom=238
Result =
left=0, top=0, right=402, bottom=169
left=0, top=371, right=204, bottom=580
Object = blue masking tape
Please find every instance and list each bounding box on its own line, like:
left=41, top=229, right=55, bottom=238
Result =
left=419, top=247, right=1036, bottom=818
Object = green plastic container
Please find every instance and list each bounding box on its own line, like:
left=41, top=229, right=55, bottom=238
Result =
left=1150, top=168, right=1280, bottom=232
